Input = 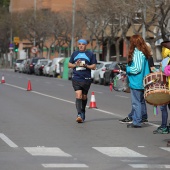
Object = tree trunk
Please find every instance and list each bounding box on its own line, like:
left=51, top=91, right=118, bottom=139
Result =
left=96, top=43, right=100, bottom=61
left=106, top=41, right=110, bottom=62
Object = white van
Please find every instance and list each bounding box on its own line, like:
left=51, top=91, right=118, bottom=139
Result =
left=48, top=57, right=64, bottom=77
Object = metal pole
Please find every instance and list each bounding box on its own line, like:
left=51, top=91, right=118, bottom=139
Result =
left=34, top=0, right=36, bottom=46
left=142, top=1, right=146, bottom=41
left=71, top=0, right=76, bottom=55
left=10, top=0, right=13, bottom=67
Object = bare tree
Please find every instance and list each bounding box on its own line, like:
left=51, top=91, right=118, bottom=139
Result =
left=0, top=7, right=11, bottom=67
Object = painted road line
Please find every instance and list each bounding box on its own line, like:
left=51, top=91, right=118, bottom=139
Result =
left=4, top=83, right=159, bottom=127
left=42, top=164, right=88, bottom=168
left=115, top=95, right=129, bottom=98
left=24, top=147, right=72, bottom=157
left=32, top=91, right=75, bottom=104
left=121, top=159, right=146, bottom=163
left=5, top=83, right=26, bottom=90
left=160, top=147, right=170, bottom=152
left=0, top=133, right=18, bottom=148
left=129, top=164, right=170, bottom=168
left=93, top=147, right=147, bottom=157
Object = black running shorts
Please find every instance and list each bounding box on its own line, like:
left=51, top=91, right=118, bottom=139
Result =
left=72, top=80, right=91, bottom=95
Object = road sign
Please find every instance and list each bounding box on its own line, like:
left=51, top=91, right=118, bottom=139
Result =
left=31, top=46, right=38, bottom=54
left=9, top=43, right=14, bottom=50
left=13, top=37, right=20, bottom=43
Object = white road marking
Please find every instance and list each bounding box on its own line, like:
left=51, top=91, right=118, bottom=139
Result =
left=121, top=159, right=145, bottom=162
left=93, top=147, right=147, bottom=157
left=42, top=164, right=88, bottom=168
left=32, top=91, right=75, bottom=104
left=5, top=83, right=26, bottom=90
left=160, top=147, right=170, bottom=152
left=129, top=164, right=170, bottom=168
left=115, top=95, right=129, bottom=98
left=0, top=133, right=18, bottom=148
left=4, top=83, right=159, bottom=127
left=24, top=147, right=72, bottom=157
left=138, top=146, right=145, bottom=148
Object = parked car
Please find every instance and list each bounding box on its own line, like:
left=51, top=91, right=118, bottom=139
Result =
left=14, top=59, right=24, bottom=72
left=34, top=59, right=49, bottom=75
left=19, top=59, right=27, bottom=73
left=24, top=59, right=31, bottom=74
left=43, top=60, right=52, bottom=76
left=27, top=57, right=45, bottom=74
left=103, top=62, right=126, bottom=85
left=93, top=61, right=112, bottom=84
left=48, top=57, right=64, bottom=77
left=91, top=61, right=106, bottom=80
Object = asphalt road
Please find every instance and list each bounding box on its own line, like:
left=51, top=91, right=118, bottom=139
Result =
left=0, top=69, right=170, bottom=170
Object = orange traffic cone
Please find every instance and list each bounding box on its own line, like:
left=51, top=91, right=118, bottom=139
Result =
left=1, top=75, right=5, bottom=83
left=89, top=91, right=97, bottom=108
left=27, top=80, right=32, bottom=91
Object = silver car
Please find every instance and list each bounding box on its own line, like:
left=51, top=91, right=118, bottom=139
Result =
left=14, top=59, right=24, bottom=72
left=93, top=61, right=112, bottom=84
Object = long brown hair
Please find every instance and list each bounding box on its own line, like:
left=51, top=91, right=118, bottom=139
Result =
left=128, top=35, right=151, bottom=64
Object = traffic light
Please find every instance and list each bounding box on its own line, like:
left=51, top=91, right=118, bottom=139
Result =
left=14, top=43, right=19, bottom=52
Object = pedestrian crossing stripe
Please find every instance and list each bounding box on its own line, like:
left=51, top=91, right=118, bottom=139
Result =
left=23, top=146, right=170, bottom=158
left=42, top=164, right=88, bottom=168
left=129, top=164, right=170, bottom=168
left=24, top=147, right=72, bottom=157
left=160, top=147, right=170, bottom=152
left=92, top=147, right=147, bottom=157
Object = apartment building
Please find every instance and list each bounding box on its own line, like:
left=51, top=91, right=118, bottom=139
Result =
left=10, top=0, right=73, bottom=13
left=9, top=0, right=76, bottom=58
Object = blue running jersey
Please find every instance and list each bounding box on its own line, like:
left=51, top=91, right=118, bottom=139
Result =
left=69, top=51, right=97, bottom=82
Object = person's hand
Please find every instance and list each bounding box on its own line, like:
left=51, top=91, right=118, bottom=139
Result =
left=83, top=64, right=88, bottom=68
left=75, top=59, right=81, bottom=67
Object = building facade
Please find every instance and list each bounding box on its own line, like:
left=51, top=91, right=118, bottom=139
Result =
left=10, top=0, right=72, bottom=13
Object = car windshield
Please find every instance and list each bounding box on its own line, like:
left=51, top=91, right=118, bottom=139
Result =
left=16, top=60, right=23, bottom=63
left=32, top=59, right=39, bottom=63
left=40, top=61, right=48, bottom=65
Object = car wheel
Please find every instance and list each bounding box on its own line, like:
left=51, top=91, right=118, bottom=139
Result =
left=103, top=75, right=108, bottom=86
left=93, top=78, right=97, bottom=84
left=99, top=76, right=103, bottom=85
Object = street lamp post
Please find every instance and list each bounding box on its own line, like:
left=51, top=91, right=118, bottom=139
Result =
left=71, top=0, right=76, bottom=55
left=34, top=0, right=36, bottom=47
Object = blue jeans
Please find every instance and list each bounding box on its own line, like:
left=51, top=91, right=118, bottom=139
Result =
left=128, top=97, right=148, bottom=120
left=129, top=89, right=146, bottom=126
left=160, top=105, right=168, bottom=128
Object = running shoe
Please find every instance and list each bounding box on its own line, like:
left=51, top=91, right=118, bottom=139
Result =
left=76, top=115, right=83, bottom=123
left=119, top=117, right=132, bottom=123
left=153, top=127, right=169, bottom=134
